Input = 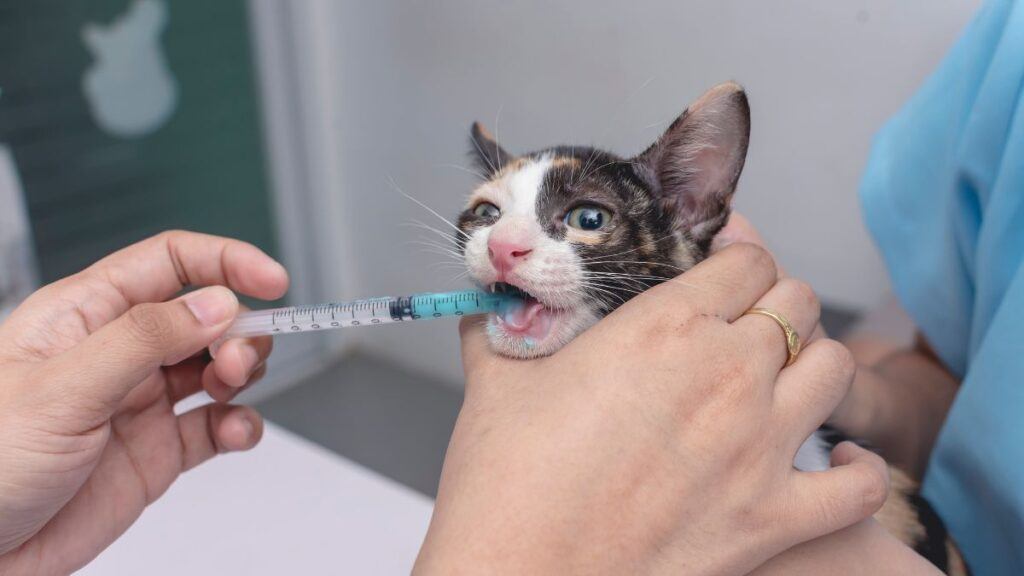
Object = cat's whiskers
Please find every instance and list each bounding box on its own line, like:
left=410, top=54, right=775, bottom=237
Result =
left=409, top=247, right=464, bottom=266
left=583, top=274, right=657, bottom=291
left=404, top=234, right=466, bottom=253
left=494, top=104, right=505, bottom=172
left=587, top=271, right=709, bottom=295
left=470, top=132, right=498, bottom=175
left=437, top=162, right=490, bottom=182
left=401, top=220, right=468, bottom=249
left=580, top=285, right=630, bottom=307
left=576, top=278, right=635, bottom=301
left=408, top=241, right=464, bottom=261
left=581, top=278, right=649, bottom=296
left=390, top=177, right=472, bottom=243
left=587, top=260, right=686, bottom=272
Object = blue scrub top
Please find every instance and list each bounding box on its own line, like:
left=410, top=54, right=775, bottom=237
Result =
left=860, top=0, right=1024, bottom=573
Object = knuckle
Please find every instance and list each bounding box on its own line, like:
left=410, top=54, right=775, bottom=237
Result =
left=818, top=339, right=856, bottom=380
left=786, top=278, right=820, bottom=312
left=731, top=242, right=776, bottom=277
left=153, top=229, right=185, bottom=245
left=126, top=303, right=176, bottom=345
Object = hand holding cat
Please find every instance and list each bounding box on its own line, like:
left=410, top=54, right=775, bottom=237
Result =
left=417, top=242, right=890, bottom=576
left=0, top=231, right=285, bottom=574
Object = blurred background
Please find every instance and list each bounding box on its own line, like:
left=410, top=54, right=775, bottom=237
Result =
left=0, top=0, right=981, bottom=571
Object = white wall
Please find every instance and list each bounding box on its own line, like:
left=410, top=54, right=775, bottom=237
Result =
left=320, top=0, right=980, bottom=386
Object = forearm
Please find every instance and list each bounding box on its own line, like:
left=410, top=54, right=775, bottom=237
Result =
left=750, top=519, right=941, bottom=576
left=836, top=337, right=959, bottom=478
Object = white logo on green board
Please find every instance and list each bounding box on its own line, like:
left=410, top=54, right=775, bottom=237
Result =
left=81, top=0, right=178, bottom=138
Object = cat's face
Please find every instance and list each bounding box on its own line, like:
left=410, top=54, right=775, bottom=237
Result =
left=457, top=83, right=751, bottom=358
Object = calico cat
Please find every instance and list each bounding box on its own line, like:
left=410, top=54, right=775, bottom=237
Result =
left=454, top=83, right=965, bottom=574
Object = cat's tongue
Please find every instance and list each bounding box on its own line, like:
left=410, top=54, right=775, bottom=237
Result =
left=498, top=298, right=553, bottom=339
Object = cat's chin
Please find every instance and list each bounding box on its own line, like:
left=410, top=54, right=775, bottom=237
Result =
left=485, top=307, right=600, bottom=359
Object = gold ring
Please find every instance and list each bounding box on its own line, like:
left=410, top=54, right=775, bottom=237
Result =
left=744, top=307, right=801, bottom=366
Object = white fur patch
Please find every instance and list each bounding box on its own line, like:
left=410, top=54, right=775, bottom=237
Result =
left=504, top=156, right=550, bottom=218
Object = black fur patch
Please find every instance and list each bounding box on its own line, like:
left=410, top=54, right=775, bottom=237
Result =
left=909, top=494, right=951, bottom=572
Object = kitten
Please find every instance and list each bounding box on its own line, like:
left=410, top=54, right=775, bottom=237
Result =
left=454, top=83, right=965, bottom=574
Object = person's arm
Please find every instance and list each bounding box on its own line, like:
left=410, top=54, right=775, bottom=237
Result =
left=0, top=231, right=286, bottom=574
left=833, top=335, right=960, bottom=479
left=416, top=243, right=890, bottom=576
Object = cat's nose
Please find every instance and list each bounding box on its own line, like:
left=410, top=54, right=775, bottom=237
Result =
left=488, top=239, right=533, bottom=274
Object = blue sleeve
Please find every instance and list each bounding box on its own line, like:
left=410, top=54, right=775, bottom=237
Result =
left=859, top=0, right=1024, bottom=572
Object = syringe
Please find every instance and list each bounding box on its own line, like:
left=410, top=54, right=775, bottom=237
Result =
left=220, top=289, right=518, bottom=341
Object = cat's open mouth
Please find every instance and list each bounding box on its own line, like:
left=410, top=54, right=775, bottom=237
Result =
left=488, top=281, right=559, bottom=342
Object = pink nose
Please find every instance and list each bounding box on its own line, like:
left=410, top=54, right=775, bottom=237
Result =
left=488, top=239, right=533, bottom=274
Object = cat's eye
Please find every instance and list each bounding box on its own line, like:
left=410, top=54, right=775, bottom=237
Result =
left=565, top=205, right=611, bottom=231
left=472, top=202, right=501, bottom=219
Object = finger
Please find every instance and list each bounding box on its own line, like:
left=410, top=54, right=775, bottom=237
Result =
left=203, top=360, right=266, bottom=403
left=41, top=286, right=238, bottom=417
left=619, top=242, right=777, bottom=325
left=177, top=403, right=264, bottom=471
left=458, top=316, right=517, bottom=394
left=165, top=356, right=208, bottom=404
left=95, top=230, right=289, bottom=304
left=27, top=232, right=289, bottom=329
left=732, top=277, right=821, bottom=372
left=773, top=339, right=856, bottom=445
left=808, top=323, right=829, bottom=345
left=714, top=214, right=833, bottom=343
left=460, top=316, right=494, bottom=378
left=210, top=336, right=273, bottom=388
left=785, top=442, right=890, bottom=542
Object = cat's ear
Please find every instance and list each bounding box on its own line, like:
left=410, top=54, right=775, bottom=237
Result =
left=634, top=82, right=750, bottom=245
left=470, top=122, right=515, bottom=176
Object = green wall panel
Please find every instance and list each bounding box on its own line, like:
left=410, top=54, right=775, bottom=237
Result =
left=0, top=0, right=279, bottom=285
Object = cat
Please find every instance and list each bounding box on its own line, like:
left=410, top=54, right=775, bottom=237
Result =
left=454, top=83, right=965, bottom=574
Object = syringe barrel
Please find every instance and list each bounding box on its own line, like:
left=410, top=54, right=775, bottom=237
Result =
left=219, top=290, right=514, bottom=341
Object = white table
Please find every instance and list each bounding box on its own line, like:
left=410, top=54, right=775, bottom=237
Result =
left=78, top=422, right=434, bottom=575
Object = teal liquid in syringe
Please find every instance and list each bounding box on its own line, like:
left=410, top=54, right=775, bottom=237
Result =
left=220, top=289, right=521, bottom=340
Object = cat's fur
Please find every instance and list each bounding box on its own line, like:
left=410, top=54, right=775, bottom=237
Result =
left=454, top=83, right=965, bottom=574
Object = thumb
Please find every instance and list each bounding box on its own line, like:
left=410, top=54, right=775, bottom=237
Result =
left=459, top=315, right=495, bottom=379
left=41, top=286, right=238, bottom=416
left=459, top=315, right=517, bottom=391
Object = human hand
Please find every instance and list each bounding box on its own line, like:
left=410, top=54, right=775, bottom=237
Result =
left=415, top=243, right=889, bottom=576
left=0, top=231, right=288, bottom=574
left=717, top=214, right=956, bottom=478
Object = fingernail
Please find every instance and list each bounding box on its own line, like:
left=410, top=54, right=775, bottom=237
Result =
left=240, top=416, right=255, bottom=441
left=184, top=287, right=238, bottom=327
left=238, top=345, right=261, bottom=383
